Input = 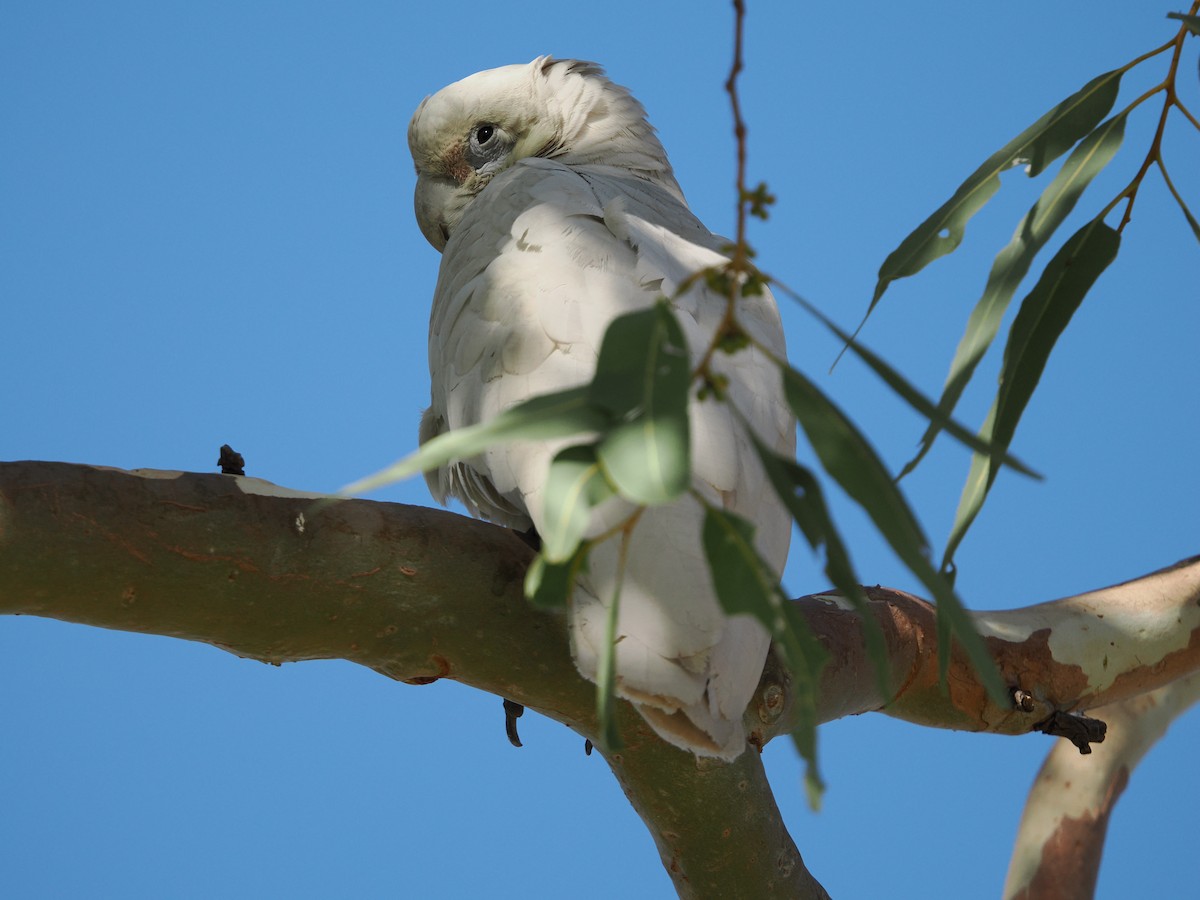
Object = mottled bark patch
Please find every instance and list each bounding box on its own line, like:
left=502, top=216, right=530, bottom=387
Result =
left=1010, top=766, right=1128, bottom=900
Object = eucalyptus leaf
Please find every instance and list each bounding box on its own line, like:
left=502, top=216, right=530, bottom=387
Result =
left=783, top=367, right=927, bottom=552
left=701, top=504, right=827, bottom=805
left=1167, top=11, right=1200, bottom=36
left=1160, top=163, right=1200, bottom=244
left=747, top=430, right=892, bottom=700
left=782, top=366, right=1007, bottom=702
left=1177, top=196, right=1200, bottom=244
left=902, top=112, right=1128, bottom=477
left=340, top=387, right=610, bottom=497
left=868, top=68, right=1123, bottom=312
left=541, top=445, right=615, bottom=563
left=943, top=217, right=1122, bottom=568
left=595, top=541, right=626, bottom=753
left=524, top=555, right=565, bottom=608
left=775, top=283, right=1038, bottom=479
left=701, top=505, right=780, bottom=619
left=591, top=303, right=691, bottom=505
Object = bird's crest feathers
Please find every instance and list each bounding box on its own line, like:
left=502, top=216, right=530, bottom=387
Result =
left=409, top=57, right=682, bottom=199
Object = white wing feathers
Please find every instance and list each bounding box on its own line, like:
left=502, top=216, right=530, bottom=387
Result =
left=424, top=157, right=794, bottom=759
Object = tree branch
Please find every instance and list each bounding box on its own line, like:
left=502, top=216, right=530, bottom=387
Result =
left=0, top=461, right=825, bottom=899
left=3, top=461, right=1197, bottom=897
left=758, top=564, right=1200, bottom=746
left=1002, top=670, right=1200, bottom=900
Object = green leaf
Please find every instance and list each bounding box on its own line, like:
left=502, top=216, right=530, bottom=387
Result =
left=591, top=303, right=691, bottom=505
left=782, top=366, right=1007, bottom=703
left=785, top=598, right=830, bottom=811
left=701, top=504, right=827, bottom=805
left=943, top=217, right=1122, bottom=567
left=1168, top=12, right=1200, bottom=36
left=340, top=387, right=610, bottom=497
left=541, top=445, right=615, bottom=563
left=701, top=505, right=780, bottom=619
left=742, top=181, right=776, bottom=220
left=774, top=283, right=1039, bottom=479
left=595, top=539, right=627, bottom=753
left=746, top=431, right=892, bottom=700
left=1159, top=161, right=1200, bottom=245
left=1176, top=195, right=1200, bottom=244
left=868, top=68, right=1123, bottom=312
left=902, top=112, right=1128, bottom=477
left=784, top=367, right=927, bottom=554
left=524, top=543, right=589, bottom=609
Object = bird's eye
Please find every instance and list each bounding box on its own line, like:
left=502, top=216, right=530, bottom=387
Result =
left=465, top=123, right=506, bottom=171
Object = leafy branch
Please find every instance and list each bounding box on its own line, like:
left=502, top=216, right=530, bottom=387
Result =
left=1104, top=9, right=1200, bottom=237
left=855, top=5, right=1198, bottom=571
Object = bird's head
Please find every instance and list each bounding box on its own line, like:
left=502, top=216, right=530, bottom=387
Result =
left=407, top=56, right=681, bottom=251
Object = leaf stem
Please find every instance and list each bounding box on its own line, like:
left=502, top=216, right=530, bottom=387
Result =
left=1172, top=95, right=1200, bottom=132
left=726, top=0, right=750, bottom=286
left=687, top=0, right=755, bottom=391
left=1101, top=2, right=1199, bottom=231
left=1156, top=156, right=1200, bottom=239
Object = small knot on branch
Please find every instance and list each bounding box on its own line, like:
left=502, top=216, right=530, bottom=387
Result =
left=1012, top=689, right=1037, bottom=713
left=217, top=444, right=245, bottom=476
left=1036, top=710, right=1108, bottom=754
left=503, top=698, right=525, bottom=748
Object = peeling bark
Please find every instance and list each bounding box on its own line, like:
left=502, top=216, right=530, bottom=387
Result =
left=1003, top=671, right=1200, bottom=900
left=2, top=461, right=1198, bottom=898
left=769, top=565, right=1200, bottom=743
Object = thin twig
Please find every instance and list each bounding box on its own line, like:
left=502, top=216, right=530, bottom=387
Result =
left=1103, top=1, right=1199, bottom=230
left=690, top=0, right=752, bottom=385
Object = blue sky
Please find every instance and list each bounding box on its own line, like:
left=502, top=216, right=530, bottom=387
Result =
left=2, top=3, right=1197, bottom=897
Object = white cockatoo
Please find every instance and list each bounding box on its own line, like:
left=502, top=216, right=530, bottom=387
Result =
left=408, top=57, right=794, bottom=760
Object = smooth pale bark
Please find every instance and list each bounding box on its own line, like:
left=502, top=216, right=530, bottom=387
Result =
left=1003, top=670, right=1200, bottom=900
left=3, top=461, right=1198, bottom=898
left=773, top=560, right=1200, bottom=743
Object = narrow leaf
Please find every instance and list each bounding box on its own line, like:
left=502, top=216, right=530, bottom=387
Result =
left=340, top=387, right=609, bottom=497
left=943, top=217, right=1121, bottom=567
left=541, top=445, right=615, bottom=563
left=775, top=283, right=1039, bottom=479
left=1158, top=160, right=1200, bottom=245
left=783, top=366, right=1007, bottom=703
left=591, top=303, right=691, bottom=505
left=868, top=68, right=1123, bottom=311
left=1175, top=194, right=1200, bottom=244
left=994, top=220, right=1121, bottom=457
left=902, top=112, right=1128, bottom=476
left=747, top=431, right=892, bottom=700
left=785, top=599, right=830, bottom=811
left=1167, top=12, right=1200, bottom=36
left=701, top=504, right=827, bottom=804
left=701, top=505, right=779, bottom=618
left=524, top=547, right=587, bottom=609
left=595, top=536, right=628, bottom=753
left=784, top=367, right=927, bottom=554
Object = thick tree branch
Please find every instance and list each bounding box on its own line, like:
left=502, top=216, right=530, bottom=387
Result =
left=1002, top=670, right=1200, bottom=900
left=0, top=462, right=825, bottom=899
left=3, top=461, right=1197, bottom=898
left=760, top=562, right=1200, bottom=746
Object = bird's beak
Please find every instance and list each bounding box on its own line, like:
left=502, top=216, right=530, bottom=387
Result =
left=414, top=173, right=458, bottom=252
